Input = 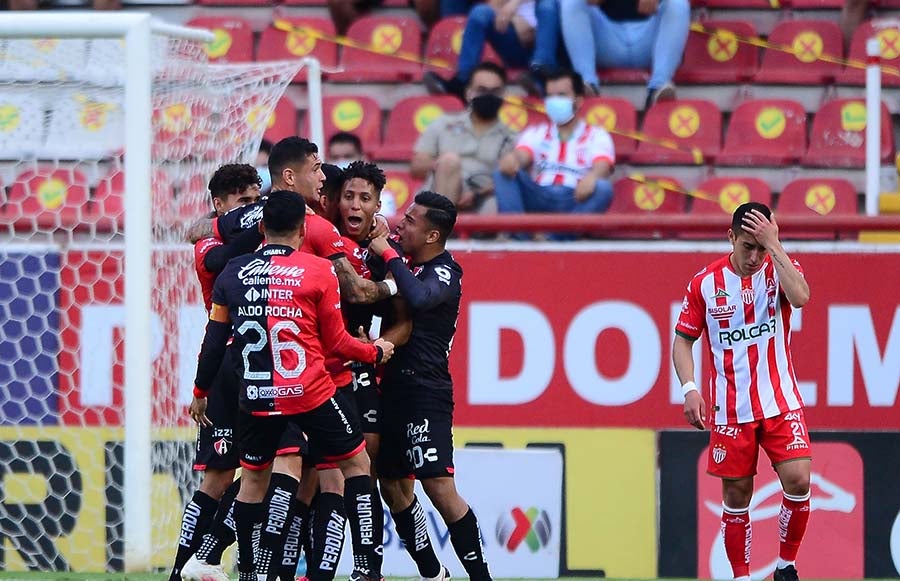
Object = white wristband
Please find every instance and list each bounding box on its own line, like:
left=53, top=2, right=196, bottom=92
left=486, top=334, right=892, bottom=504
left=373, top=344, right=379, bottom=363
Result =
left=681, top=381, right=699, bottom=398
left=384, top=279, right=398, bottom=296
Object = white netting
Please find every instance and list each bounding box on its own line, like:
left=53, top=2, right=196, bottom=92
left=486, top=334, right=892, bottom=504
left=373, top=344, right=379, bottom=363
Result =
left=0, top=23, right=301, bottom=572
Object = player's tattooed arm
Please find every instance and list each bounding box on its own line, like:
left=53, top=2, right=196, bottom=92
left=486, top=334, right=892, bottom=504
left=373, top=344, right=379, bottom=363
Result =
left=743, top=210, right=809, bottom=308
left=332, top=255, right=394, bottom=304
left=186, top=217, right=215, bottom=244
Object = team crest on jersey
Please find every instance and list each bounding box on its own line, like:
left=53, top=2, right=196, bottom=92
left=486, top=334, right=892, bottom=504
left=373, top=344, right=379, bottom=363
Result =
left=712, top=444, right=727, bottom=464
left=412, top=266, right=424, bottom=277
left=741, top=288, right=755, bottom=305
left=708, top=305, right=736, bottom=321
left=214, top=437, right=231, bottom=456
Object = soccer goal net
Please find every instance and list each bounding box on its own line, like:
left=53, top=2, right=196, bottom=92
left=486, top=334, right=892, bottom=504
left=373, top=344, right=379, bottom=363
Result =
left=0, top=13, right=300, bottom=573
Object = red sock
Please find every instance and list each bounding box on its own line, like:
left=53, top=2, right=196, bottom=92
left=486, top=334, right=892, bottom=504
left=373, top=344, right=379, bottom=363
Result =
left=778, top=491, right=811, bottom=562
left=721, top=505, right=751, bottom=578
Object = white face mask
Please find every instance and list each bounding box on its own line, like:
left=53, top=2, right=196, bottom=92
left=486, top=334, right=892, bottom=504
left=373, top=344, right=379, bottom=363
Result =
left=256, top=166, right=272, bottom=193
left=544, top=95, right=575, bottom=125
left=333, top=158, right=354, bottom=170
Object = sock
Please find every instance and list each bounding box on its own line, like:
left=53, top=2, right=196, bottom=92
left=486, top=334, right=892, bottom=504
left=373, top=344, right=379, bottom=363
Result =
left=778, top=491, right=811, bottom=564
left=169, top=490, right=219, bottom=581
left=343, top=475, right=382, bottom=577
left=392, top=496, right=441, bottom=579
left=256, top=473, right=301, bottom=581
left=448, top=507, right=491, bottom=581
left=234, top=500, right=265, bottom=577
left=279, top=498, right=309, bottom=581
left=370, top=484, right=385, bottom=577
left=195, top=479, right=241, bottom=566
left=721, top=504, right=751, bottom=579
left=303, top=493, right=317, bottom=575
left=307, top=492, right=346, bottom=581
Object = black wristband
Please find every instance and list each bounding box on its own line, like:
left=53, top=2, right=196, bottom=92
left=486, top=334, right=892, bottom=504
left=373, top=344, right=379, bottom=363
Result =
left=375, top=345, right=384, bottom=364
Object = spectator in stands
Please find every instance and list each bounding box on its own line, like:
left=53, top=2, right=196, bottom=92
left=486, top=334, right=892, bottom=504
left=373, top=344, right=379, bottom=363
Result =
left=424, top=0, right=561, bottom=99
left=840, top=0, right=867, bottom=44
left=327, top=131, right=365, bottom=168
left=256, top=139, right=273, bottom=194
left=413, top=62, right=516, bottom=213
left=330, top=0, right=444, bottom=34
left=494, top=69, right=613, bottom=216
left=560, top=0, right=690, bottom=108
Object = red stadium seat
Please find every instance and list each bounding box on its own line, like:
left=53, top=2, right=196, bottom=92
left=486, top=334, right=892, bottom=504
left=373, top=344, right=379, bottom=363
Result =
left=583, top=97, right=637, bottom=162
left=803, top=99, right=893, bottom=168
left=0, top=94, right=44, bottom=159
left=261, top=97, right=299, bottom=143
left=718, top=99, right=807, bottom=166
left=92, top=170, right=124, bottom=232
left=609, top=175, right=687, bottom=238
left=382, top=171, right=424, bottom=218
left=778, top=178, right=858, bottom=239
left=675, top=21, right=758, bottom=84
left=838, top=20, right=900, bottom=86
left=329, top=16, right=423, bottom=82
left=307, top=95, right=381, bottom=156
left=258, top=19, right=338, bottom=82
left=598, top=68, right=648, bottom=84
left=690, top=176, right=772, bottom=216
left=6, top=166, right=90, bottom=230
left=789, top=0, right=842, bottom=7
left=755, top=21, right=843, bottom=84
left=630, top=99, right=721, bottom=165
left=186, top=17, right=254, bottom=62
left=498, top=96, right=547, bottom=133
left=424, top=17, right=501, bottom=75
left=281, top=0, right=327, bottom=6
left=198, top=0, right=271, bottom=8
left=373, top=95, right=464, bottom=161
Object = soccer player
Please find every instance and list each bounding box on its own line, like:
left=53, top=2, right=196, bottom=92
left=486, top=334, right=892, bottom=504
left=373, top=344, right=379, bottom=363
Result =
left=368, top=192, right=492, bottom=581
left=189, top=190, right=394, bottom=581
left=170, top=164, right=262, bottom=581
left=674, top=202, right=811, bottom=581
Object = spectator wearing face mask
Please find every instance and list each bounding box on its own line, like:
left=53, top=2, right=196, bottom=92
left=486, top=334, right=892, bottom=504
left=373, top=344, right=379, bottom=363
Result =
left=255, top=139, right=273, bottom=194
left=412, top=62, right=517, bottom=213
left=327, top=131, right=365, bottom=169
left=495, top=69, right=613, bottom=215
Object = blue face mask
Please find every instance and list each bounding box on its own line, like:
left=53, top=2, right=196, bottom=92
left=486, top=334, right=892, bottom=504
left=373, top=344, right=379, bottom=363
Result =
left=256, top=166, right=272, bottom=193
left=544, top=96, right=575, bottom=125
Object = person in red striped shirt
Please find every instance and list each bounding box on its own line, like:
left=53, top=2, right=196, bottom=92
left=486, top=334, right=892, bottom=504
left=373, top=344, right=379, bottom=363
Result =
left=673, top=202, right=811, bottom=581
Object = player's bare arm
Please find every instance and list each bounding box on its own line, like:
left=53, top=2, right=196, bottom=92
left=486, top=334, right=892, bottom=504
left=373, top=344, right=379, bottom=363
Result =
left=380, top=295, right=413, bottom=347
left=673, top=334, right=706, bottom=430
left=742, top=210, right=810, bottom=308
left=410, top=151, right=436, bottom=180
left=187, top=217, right=216, bottom=244
left=368, top=213, right=390, bottom=239
left=332, top=255, right=395, bottom=304
left=574, top=159, right=612, bottom=202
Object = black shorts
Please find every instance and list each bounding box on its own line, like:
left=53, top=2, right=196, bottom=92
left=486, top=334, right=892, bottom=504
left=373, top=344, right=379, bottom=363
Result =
left=239, top=393, right=364, bottom=470
left=195, top=347, right=308, bottom=471
left=309, top=384, right=364, bottom=469
left=377, top=385, right=454, bottom=480
left=351, top=363, right=381, bottom=434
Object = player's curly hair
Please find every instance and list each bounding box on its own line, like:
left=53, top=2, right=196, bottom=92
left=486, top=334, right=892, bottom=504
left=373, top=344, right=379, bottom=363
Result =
left=342, top=160, right=386, bottom=193
left=208, top=164, right=262, bottom=201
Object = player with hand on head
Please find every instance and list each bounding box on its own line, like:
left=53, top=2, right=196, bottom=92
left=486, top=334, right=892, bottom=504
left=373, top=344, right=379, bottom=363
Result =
left=674, top=202, right=811, bottom=581
left=368, top=192, right=492, bottom=581
left=188, top=190, right=394, bottom=581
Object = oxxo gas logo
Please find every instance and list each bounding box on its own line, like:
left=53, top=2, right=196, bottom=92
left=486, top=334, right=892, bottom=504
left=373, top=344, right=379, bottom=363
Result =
left=495, top=507, right=551, bottom=553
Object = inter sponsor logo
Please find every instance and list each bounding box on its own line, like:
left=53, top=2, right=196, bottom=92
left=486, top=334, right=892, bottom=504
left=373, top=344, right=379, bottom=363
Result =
left=244, top=287, right=294, bottom=302
left=718, top=319, right=776, bottom=346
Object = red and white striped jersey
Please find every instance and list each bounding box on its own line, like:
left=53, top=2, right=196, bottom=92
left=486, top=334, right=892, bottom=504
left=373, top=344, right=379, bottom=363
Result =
left=515, top=120, right=615, bottom=188
left=675, top=254, right=805, bottom=425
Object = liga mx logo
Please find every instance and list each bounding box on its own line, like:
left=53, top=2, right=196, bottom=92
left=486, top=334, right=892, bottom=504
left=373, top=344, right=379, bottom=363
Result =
left=495, top=507, right=551, bottom=553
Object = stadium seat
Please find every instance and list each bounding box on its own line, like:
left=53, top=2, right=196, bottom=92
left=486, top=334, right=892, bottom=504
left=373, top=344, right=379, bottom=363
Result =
left=803, top=99, right=894, bottom=167
left=197, top=0, right=271, bottom=8
left=630, top=99, right=721, bottom=165
left=608, top=175, right=688, bottom=238
left=258, top=19, right=338, bottom=82
left=152, top=99, right=212, bottom=161
left=281, top=0, right=327, bottom=6
left=777, top=178, right=858, bottom=239
left=598, top=68, right=648, bottom=84
left=718, top=99, right=807, bottom=166
left=372, top=95, right=464, bottom=161
left=329, top=16, right=423, bottom=82
left=424, top=17, right=502, bottom=75
left=582, top=97, right=637, bottom=162
left=176, top=174, right=214, bottom=224
left=838, top=20, right=900, bottom=86
left=382, top=171, right=424, bottom=218
left=755, top=21, right=843, bottom=84
left=44, top=91, right=124, bottom=160
left=498, top=96, right=547, bottom=133
left=307, top=95, right=382, bottom=156
left=186, top=17, right=254, bottom=63
left=690, top=176, right=772, bottom=216
left=675, top=21, right=758, bottom=84
left=0, top=91, right=46, bottom=159
left=2, top=39, right=87, bottom=83
left=6, top=166, right=90, bottom=230
left=262, top=97, right=299, bottom=143
left=789, top=0, right=842, bottom=7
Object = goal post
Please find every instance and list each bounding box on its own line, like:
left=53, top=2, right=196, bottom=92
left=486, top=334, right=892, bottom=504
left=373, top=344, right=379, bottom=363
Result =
left=0, top=13, right=301, bottom=573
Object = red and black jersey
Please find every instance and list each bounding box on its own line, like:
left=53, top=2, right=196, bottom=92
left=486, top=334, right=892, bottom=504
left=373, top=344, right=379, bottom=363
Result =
left=301, top=213, right=345, bottom=260
left=196, top=244, right=380, bottom=415
left=194, top=237, right=224, bottom=312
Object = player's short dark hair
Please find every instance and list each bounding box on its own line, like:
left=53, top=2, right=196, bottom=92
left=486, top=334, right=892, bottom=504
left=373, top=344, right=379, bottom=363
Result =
left=327, top=131, right=363, bottom=155
left=544, top=68, right=585, bottom=96
left=208, top=164, right=261, bottom=201
left=263, top=190, right=307, bottom=236
left=320, top=163, right=345, bottom=222
left=268, top=137, right=318, bottom=181
left=259, top=138, right=273, bottom=155
left=732, top=202, right=772, bottom=234
left=469, top=61, right=507, bottom=85
left=343, top=160, right=386, bottom=194
left=415, top=190, right=457, bottom=242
